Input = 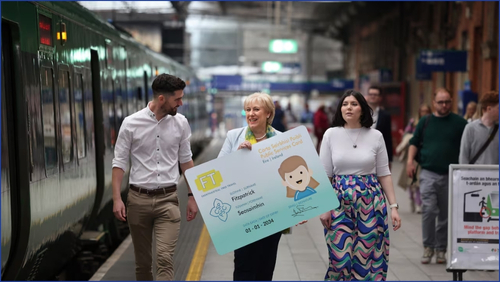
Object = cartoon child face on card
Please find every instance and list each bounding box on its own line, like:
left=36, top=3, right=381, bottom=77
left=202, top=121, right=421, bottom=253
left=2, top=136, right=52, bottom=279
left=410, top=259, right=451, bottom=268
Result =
left=278, top=156, right=319, bottom=201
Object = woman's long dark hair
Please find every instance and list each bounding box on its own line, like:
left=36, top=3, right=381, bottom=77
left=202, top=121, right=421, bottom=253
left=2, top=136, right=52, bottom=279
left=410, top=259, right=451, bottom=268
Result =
left=332, top=89, right=374, bottom=128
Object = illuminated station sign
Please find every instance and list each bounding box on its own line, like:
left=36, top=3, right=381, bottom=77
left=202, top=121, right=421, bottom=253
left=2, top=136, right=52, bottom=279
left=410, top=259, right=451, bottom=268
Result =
left=261, top=61, right=282, bottom=73
left=269, top=39, right=298, bottom=54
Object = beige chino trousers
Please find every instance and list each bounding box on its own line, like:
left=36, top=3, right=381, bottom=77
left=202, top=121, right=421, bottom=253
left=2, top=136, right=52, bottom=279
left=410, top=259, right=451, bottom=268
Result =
left=127, top=189, right=181, bottom=281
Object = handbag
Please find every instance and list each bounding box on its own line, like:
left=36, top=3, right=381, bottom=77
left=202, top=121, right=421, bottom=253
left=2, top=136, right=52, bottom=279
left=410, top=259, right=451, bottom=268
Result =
left=469, top=124, right=499, bottom=164
left=415, top=115, right=431, bottom=163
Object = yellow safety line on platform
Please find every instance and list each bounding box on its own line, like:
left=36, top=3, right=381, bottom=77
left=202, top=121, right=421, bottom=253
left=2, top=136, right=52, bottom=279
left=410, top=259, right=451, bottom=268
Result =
left=186, top=224, right=210, bottom=281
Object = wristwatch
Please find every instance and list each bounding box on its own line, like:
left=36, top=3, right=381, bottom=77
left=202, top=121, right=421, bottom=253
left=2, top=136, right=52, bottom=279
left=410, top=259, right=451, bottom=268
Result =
left=188, top=193, right=193, bottom=197
left=389, top=203, right=399, bottom=209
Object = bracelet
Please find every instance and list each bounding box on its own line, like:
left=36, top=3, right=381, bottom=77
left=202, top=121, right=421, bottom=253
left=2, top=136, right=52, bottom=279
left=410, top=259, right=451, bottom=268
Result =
left=389, top=203, right=399, bottom=209
left=188, top=193, right=193, bottom=197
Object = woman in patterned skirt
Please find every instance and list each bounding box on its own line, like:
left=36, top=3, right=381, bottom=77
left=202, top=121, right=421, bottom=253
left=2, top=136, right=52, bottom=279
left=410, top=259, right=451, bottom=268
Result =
left=319, top=90, right=402, bottom=281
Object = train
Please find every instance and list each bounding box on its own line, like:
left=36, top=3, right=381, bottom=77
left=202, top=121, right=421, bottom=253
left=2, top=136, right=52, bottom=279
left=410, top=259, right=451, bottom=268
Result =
left=1, top=1, right=209, bottom=280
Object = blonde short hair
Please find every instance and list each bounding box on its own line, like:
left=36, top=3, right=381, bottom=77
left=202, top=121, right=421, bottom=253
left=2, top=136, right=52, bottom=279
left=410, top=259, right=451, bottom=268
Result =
left=243, top=92, right=275, bottom=125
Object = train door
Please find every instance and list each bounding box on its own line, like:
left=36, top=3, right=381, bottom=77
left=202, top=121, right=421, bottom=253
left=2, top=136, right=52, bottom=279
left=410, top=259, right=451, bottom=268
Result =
left=119, top=46, right=128, bottom=118
left=1, top=21, right=31, bottom=281
left=88, top=49, right=104, bottom=222
left=109, top=79, right=117, bottom=147
left=1, top=24, right=14, bottom=277
left=114, top=81, right=124, bottom=135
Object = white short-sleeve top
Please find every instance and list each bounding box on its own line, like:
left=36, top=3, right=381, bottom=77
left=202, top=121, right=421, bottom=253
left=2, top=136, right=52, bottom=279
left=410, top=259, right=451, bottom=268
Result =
left=319, top=127, right=391, bottom=178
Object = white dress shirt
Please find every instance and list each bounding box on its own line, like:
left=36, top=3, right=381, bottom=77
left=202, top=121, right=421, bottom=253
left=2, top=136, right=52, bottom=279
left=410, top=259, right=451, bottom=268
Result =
left=371, top=106, right=380, bottom=129
left=112, top=103, right=193, bottom=189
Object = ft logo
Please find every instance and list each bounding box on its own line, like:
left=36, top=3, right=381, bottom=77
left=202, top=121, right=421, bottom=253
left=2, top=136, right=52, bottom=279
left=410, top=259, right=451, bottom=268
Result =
left=195, top=169, right=223, bottom=192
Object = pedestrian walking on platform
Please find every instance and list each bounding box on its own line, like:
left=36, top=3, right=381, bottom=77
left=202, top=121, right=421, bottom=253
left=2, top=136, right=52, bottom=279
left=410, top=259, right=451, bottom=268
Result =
left=271, top=100, right=287, bottom=132
left=459, top=91, right=499, bottom=165
left=313, top=104, right=330, bottom=153
left=396, top=104, right=431, bottom=214
left=463, top=101, right=477, bottom=123
left=366, top=86, right=393, bottom=167
left=111, top=74, right=199, bottom=281
left=319, top=90, right=401, bottom=281
left=407, top=87, right=467, bottom=265
left=218, top=92, right=282, bottom=281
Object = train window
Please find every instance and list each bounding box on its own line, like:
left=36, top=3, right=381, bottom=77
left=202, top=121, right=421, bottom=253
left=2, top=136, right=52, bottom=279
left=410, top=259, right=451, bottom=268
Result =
left=106, top=43, right=113, bottom=68
left=40, top=67, right=58, bottom=170
left=2, top=53, right=11, bottom=191
left=115, top=82, right=124, bottom=131
left=74, top=74, right=86, bottom=159
left=137, top=87, right=143, bottom=111
left=58, top=70, right=73, bottom=163
left=110, top=80, right=117, bottom=147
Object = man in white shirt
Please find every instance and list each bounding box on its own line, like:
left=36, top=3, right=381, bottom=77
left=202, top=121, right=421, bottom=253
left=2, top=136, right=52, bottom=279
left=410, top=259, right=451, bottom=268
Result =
left=111, top=74, right=198, bottom=281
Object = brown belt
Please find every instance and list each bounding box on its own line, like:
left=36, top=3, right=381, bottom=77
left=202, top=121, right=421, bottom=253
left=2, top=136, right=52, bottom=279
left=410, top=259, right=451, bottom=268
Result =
left=130, top=184, right=177, bottom=196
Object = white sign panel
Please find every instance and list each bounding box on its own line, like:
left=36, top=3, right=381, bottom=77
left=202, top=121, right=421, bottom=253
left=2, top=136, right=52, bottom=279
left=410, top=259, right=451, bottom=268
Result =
left=447, top=165, right=499, bottom=270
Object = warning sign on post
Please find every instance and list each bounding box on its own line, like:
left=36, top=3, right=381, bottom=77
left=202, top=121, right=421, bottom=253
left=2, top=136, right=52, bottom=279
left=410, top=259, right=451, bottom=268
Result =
left=448, top=165, right=499, bottom=271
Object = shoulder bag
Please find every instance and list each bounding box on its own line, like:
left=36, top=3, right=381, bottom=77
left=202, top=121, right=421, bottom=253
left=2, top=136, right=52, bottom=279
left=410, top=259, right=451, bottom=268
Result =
left=469, top=124, right=499, bottom=164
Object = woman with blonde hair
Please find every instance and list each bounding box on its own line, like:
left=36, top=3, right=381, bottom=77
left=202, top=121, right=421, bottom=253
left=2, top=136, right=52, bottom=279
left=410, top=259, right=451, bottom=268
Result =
left=218, top=92, right=282, bottom=281
left=396, top=104, right=431, bottom=213
left=463, top=101, right=477, bottom=123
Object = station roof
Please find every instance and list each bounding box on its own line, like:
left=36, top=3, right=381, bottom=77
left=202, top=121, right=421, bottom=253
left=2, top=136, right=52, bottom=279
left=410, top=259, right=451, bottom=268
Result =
left=78, top=1, right=394, bottom=43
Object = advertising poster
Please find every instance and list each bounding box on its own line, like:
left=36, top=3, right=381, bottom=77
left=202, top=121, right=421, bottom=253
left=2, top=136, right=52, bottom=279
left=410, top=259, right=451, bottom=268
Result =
left=448, top=165, right=499, bottom=270
left=185, top=126, right=340, bottom=255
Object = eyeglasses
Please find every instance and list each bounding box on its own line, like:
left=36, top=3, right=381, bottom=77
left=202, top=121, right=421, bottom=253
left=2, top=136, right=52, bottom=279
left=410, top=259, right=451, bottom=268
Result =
left=435, top=100, right=452, bottom=105
left=367, top=93, right=380, bottom=97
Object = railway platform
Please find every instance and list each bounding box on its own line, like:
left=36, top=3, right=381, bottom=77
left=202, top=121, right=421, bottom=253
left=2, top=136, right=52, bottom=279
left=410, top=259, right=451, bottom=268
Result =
left=90, top=137, right=498, bottom=281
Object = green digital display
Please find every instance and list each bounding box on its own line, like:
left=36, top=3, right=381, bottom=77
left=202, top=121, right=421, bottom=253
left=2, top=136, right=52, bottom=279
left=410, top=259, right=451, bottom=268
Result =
left=269, top=39, right=298, bottom=53
left=262, top=61, right=282, bottom=73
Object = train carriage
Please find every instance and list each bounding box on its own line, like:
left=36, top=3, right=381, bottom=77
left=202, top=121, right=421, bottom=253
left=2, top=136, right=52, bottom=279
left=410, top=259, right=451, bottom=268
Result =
left=1, top=2, right=208, bottom=280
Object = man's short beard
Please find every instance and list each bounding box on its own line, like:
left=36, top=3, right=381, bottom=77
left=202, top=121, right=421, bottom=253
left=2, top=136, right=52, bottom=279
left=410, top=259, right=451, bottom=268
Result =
left=168, top=107, right=177, bottom=116
left=438, top=109, right=451, bottom=116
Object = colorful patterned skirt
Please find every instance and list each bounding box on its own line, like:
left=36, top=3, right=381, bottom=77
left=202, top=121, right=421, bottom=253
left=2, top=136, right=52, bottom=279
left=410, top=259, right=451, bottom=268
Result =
left=324, top=174, right=389, bottom=281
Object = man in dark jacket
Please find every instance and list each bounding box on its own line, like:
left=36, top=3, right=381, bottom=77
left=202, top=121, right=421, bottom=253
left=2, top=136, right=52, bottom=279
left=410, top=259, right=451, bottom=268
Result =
left=366, top=86, right=393, bottom=163
left=272, top=100, right=286, bottom=132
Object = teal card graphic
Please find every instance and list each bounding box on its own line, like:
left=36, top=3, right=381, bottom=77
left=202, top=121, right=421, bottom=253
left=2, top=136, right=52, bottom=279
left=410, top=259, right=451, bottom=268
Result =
left=185, top=126, right=340, bottom=255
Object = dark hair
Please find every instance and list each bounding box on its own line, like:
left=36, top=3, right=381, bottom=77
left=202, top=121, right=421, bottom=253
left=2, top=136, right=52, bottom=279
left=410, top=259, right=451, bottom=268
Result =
left=152, top=74, right=186, bottom=98
left=368, top=86, right=382, bottom=95
left=332, top=89, right=374, bottom=128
